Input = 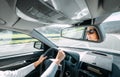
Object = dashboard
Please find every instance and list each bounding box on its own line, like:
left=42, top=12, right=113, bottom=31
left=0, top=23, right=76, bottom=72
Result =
left=61, top=48, right=113, bottom=77
left=80, top=51, right=113, bottom=77
left=81, top=51, right=113, bottom=71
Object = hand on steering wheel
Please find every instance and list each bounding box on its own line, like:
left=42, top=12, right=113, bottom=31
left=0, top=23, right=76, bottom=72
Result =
left=39, top=48, right=66, bottom=77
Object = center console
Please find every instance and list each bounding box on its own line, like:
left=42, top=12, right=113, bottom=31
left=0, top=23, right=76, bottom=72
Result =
left=79, top=51, right=113, bottom=77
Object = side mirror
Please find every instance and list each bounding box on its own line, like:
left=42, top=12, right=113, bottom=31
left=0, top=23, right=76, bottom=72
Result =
left=34, top=41, right=43, bottom=49
left=61, top=25, right=105, bottom=42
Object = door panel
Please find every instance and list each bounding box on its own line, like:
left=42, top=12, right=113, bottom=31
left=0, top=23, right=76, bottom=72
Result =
left=0, top=51, right=43, bottom=70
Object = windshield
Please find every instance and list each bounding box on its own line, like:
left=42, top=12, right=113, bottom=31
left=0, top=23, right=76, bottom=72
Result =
left=36, top=12, right=120, bottom=52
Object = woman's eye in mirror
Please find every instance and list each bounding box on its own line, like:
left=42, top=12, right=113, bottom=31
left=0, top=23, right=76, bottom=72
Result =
left=86, top=26, right=99, bottom=41
left=86, top=29, right=95, bottom=34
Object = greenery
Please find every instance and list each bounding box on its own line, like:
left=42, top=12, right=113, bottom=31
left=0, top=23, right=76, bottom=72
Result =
left=0, top=33, right=59, bottom=45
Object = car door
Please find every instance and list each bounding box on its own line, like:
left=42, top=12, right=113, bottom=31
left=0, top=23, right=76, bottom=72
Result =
left=0, top=29, right=44, bottom=76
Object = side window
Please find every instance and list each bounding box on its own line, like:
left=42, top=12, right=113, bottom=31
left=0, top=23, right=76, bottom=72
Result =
left=0, top=29, right=38, bottom=56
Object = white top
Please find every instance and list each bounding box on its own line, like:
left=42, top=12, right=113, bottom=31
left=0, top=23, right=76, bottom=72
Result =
left=0, top=62, right=58, bottom=77
left=41, top=62, right=58, bottom=77
left=0, top=63, right=35, bottom=77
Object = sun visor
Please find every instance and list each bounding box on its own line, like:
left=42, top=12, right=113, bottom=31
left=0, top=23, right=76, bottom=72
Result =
left=51, top=0, right=91, bottom=20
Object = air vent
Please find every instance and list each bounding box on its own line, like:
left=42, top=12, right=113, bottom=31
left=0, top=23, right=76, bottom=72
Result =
left=92, top=52, right=107, bottom=56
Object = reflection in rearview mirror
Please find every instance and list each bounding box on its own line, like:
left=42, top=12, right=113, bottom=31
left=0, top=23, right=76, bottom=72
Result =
left=86, top=26, right=99, bottom=41
left=61, top=26, right=100, bottom=42
left=61, top=27, right=85, bottom=39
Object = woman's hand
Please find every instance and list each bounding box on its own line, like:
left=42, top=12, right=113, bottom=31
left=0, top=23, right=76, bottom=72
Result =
left=34, top=55, right=47, bottom=68
left=38, top=55, right=47, bottom=64
left=54, top=50, right=66, bottom=65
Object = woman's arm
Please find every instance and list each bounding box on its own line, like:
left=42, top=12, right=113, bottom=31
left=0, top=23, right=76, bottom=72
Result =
left=41, top=61, right=58, bottom=77
left=0, top=55, right=47, bottom=77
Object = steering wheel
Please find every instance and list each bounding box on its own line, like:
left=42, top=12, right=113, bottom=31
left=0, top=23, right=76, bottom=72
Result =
left=39, top=48, right=65, bottom=77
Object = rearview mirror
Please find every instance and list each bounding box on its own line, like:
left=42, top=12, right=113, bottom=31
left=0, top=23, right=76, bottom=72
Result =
left=61, top=25, right=104, bottom=42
